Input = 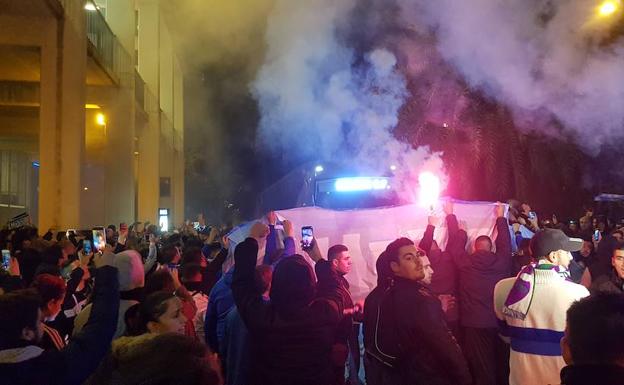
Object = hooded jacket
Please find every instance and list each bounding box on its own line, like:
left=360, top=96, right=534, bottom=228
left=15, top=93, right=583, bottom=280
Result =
left=232, top=238, right=345, bottom=385
left=0, top=266, right=119, bottom=385
left=452, top=215, right=512, bottom=328
left=73, top=251, right=144, bottom=338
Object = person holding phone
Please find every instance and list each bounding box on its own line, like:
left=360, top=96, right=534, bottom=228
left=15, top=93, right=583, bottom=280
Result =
left=0, top=247, right=120, bottom=385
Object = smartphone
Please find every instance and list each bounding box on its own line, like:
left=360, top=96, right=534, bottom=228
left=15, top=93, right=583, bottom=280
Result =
left=528, top=211, right=537, bottom=220
left=92, top=227, right=106, bottom=252
left=593, top=229, right=600, bottom=242
left=83, top=240, right=92, bottom=255
left=193, top=222, right=200, bottom=230
left=66, top=228, right=76, bottom=238
left=1, top=250, right=10, bottom=271
left=301, top=226, right=314, bottom=249
left=144, top=233, right=150, bottom=242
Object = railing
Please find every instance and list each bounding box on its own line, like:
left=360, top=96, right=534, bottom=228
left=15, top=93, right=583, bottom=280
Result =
left=85, top=0, right=132, bottom=86
left=134, top=70, right=145, bottom=110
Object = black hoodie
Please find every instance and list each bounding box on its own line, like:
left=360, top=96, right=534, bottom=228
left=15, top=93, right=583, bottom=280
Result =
left=232, top=238, right=345, bottom=385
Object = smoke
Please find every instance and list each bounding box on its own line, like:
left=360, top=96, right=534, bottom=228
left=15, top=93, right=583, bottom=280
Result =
left=252, top=0, right=447, bottom=201
left=398, top=0, right=624, bottom=150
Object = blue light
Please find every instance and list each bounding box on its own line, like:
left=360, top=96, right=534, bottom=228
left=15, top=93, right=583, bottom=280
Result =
left=32, top=161, right=40, bottom=168
left=315, top=165, right=324, bottom=173
left=334, top=177, right=389, bottom=192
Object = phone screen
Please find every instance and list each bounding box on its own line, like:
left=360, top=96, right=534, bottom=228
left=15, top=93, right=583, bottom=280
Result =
left=593, top=230, right=600, bottom=241
left=1, top=250, right=10, bottom=271
left=301, top=226, right=314, bottom=249
left=83, top=240, right=92, bottom=255
left=92, top=227, right=106, bottom=252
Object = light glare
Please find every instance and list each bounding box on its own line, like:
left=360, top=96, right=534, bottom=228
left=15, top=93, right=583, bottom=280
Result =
left=598, top=0, right=619, bottom=16
left=418, top=172, right=441, bottom=208
left=95, top=113, right=106, bottom=126
left=335, top=177, right=389, bottom=192
left=315, top=165, right=324, bottom=173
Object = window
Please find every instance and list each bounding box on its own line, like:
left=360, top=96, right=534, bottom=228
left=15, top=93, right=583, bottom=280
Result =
left=0, top=150, right=28, bottom=208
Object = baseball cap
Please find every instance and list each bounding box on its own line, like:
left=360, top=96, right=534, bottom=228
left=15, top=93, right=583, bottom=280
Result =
left=530, top=228, right=583, bottom=258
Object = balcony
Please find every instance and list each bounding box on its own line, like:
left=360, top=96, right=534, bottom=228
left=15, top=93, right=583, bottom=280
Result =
left=85, top=0, right=132, bottom=86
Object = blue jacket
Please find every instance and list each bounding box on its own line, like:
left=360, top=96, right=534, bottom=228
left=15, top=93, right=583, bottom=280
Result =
left=205, top=268, right=235, bottom=353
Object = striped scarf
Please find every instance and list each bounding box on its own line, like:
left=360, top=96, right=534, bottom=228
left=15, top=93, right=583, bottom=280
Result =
left=502, top=260, right=570, bottom=321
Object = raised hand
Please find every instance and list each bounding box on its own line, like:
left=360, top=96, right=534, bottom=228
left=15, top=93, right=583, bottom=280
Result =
left=283, top=220, right=295, bottom=238
left=495, top=202, right=505, bottom=218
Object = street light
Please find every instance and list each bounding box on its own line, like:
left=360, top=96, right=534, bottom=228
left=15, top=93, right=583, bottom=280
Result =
left=96, top=112, right=106, bottom=126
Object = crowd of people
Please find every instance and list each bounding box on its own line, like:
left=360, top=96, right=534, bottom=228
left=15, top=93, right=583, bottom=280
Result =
left=0, top=200, right=623, bottom=385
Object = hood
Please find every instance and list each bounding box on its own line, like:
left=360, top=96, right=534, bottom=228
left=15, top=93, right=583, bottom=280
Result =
left=110, top=334, right=158, bottom=360
left=469, top=250, right=500, bottom=270
left=270, top=255, right=315, bottom=317
left=114, top=250, right=145, bottom=291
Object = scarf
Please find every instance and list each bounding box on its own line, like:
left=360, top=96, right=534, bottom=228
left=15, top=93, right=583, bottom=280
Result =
left=503, top=260, right=570, bottom=320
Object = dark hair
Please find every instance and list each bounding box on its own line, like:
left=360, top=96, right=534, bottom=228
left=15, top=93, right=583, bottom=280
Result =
left=475, top=235, right=493, bottom=251
left=254, top=265, right=273, bottom=294
left=181, top=264, right=203, bottom=283
left=566, top=293, right=624, bottom=364
left=184, top=238, right=204, bottom=249
left=0, top=289, right=41, bottom=349
left=384, top=238, right=414, bottom=263
left=327, top=244, right=348, bottom=262
left=127, top=291, right=177, bottom=336
left=158, top=245, right=178, bottom=265
left=89, top=333, right=222, bottom=385
left=181, top=247, right=203, bottom=266
left=144, top=270, right=175, bottom=296
left=31, top=274, right=66, bottom=306
left=17, top=248, right=42, bottom=287
left=41, top=244, right=64, bottom=266
left=375, top=251, right=393, bottom=287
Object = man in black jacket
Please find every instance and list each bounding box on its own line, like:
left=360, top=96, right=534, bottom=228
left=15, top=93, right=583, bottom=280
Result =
left=0, top=250, right=120, bottom=385
left=451, top=203, right=511, bottom=385
left=590, top=245, right=624, bottom=294
left=560, top=293, right=624, bottom=385
left=418, top=201, right=462, bottom=337
left=232, top=237, right=345, bottom=385
left=366, top=237, right=472, bottom=385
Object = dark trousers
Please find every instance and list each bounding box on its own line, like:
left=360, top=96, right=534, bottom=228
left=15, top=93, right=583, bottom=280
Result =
left=347, top=323, right=362, bottom=384
left=461, top=326, right=509, bottom=385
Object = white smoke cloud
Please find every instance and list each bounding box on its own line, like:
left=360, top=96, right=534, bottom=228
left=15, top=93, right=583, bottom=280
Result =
left=252, top=0, right=447, bottom=201
left=399, top=0, right=624, bottom=150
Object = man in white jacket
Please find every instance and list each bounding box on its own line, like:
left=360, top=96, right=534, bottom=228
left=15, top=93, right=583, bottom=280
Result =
left=494, top=228, right=589, bottom=385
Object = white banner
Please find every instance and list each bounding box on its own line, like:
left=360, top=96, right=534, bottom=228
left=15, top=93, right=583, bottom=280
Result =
left=227, top=201, right=505, bottom=301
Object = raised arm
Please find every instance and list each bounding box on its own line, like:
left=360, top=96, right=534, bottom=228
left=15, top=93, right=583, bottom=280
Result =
left=59, top=251, right=120, bottom=385
left=419, top=215, right=437, bottom=255
left=232, top=238, right=271, bottom=332
left=494, top=203, right=512, bottom=274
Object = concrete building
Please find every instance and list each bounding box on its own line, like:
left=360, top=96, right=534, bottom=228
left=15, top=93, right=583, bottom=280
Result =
left=0, top=0, right=184, bottom=232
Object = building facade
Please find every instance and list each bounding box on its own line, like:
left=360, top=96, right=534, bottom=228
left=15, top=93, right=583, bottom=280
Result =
left=0, top=0, right=184, bottom=231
